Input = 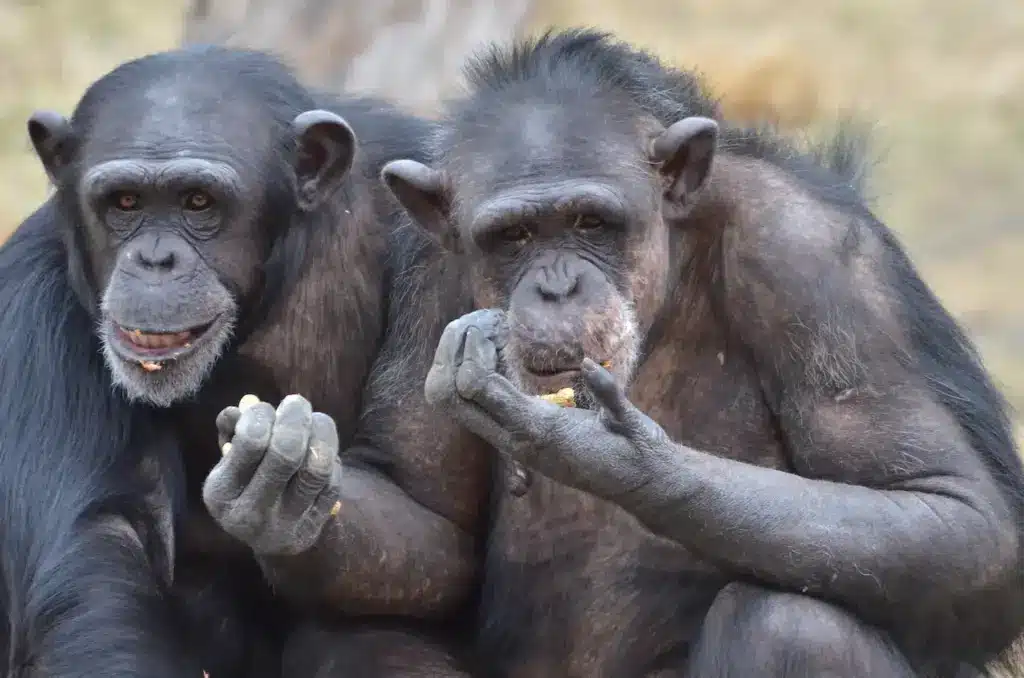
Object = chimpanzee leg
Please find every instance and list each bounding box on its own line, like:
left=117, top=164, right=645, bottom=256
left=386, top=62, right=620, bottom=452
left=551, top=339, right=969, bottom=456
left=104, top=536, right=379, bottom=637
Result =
left=686, top=582, right=918, bottom=677
left=282, top=622, right=475, bottom=678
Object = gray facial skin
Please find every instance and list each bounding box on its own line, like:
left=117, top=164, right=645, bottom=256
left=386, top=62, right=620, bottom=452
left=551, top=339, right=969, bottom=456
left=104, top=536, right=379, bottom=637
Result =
left=28, top=84, right=355, bottom=408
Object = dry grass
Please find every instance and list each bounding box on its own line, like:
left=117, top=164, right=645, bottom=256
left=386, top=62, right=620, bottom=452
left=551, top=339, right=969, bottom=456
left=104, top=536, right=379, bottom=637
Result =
left=2, top=3, right=1020, bottom=446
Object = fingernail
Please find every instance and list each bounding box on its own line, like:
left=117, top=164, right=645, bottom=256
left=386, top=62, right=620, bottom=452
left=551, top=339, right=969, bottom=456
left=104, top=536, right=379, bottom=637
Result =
left=581, top=357, right=597, bottom=371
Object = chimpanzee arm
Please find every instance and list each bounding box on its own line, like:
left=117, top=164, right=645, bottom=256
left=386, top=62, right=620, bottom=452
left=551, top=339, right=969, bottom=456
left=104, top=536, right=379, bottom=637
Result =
left=600, top=199, right=1023, bottom=625
left=205, top=396, right=479, bottom=618
left=0, top=203, right=201, bottom=677
left=224, top=248, right=487, bottom=619
left=255, top=458, right=478, bottom=618
left=447, top=190, right=1022, bottom=642
left=614, top=197, right=1024, bottom=610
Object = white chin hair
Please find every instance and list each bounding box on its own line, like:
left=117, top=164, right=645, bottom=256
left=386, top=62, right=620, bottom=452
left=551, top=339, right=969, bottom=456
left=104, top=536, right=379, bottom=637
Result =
left=101, top=330, right=231, bottom=409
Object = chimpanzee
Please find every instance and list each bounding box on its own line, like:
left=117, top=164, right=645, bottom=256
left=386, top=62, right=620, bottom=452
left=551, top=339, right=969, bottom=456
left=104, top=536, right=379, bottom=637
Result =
left=0, top=46, right=487, bottom=677
left=381, top=29, right=1024, bottom=678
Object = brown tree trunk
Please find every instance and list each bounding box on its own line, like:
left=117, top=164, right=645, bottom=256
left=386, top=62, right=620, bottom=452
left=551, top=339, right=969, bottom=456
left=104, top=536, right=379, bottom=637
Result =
left=182, top=0, right=539, bottom=113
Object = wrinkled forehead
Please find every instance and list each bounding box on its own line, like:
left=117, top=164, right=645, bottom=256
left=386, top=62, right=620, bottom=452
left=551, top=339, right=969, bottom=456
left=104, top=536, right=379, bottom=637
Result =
left=77, top=77, right=277, bottom=172
left=443, top=101, right=656, bottom=211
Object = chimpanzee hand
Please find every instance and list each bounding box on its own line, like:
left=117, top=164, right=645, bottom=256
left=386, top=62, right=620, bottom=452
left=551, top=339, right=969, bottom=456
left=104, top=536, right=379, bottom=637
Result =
left=425, top=311, right=674, bottom=502
left=202, top=394, right=343, bottom=556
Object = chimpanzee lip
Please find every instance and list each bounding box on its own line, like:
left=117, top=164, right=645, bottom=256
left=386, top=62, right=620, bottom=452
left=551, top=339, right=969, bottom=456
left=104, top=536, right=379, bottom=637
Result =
left=108, top=314, right=223, bottom=364
left=527, top=367, right=581, bottom=378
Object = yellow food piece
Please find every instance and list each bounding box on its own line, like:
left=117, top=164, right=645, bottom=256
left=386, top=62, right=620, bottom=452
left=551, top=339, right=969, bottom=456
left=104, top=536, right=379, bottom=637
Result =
left=601, top=360, right=612, bottom=369
left=539, top=387, right=576, bottom=408
left=329, top=500, right=342, bottom=517
left=139, top=360, right=163, bottom=372
left=221, top=442, right=232, bottom=456
left=238, top=394, right=260, bottom=410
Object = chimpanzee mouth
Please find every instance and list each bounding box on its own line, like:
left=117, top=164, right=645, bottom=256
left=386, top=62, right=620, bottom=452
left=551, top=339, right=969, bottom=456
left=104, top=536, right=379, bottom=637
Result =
left=111, top=317, right=220, bottom=368
left=523, top=366, right=582, bottom=393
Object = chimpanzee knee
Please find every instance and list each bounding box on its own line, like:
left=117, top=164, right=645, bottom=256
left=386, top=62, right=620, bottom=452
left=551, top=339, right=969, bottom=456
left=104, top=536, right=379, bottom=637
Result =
left=686, top=582, right=918, bottom=677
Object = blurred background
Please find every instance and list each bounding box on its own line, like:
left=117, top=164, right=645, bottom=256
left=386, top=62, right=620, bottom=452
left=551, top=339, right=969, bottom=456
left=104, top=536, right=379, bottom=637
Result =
left=0, top=0, right=1021, bottom=453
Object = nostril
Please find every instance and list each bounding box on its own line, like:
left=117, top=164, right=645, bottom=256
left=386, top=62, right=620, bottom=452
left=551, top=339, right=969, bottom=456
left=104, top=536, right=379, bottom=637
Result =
left=135, top=249, right=176, bottom=271
left=155, top=252, right=176, bottom=270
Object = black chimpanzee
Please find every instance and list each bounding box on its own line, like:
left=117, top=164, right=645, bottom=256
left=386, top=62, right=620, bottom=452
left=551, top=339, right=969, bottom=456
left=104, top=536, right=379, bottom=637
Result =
left=381, top=29, right=1024, bottom=678
left=0, top=46, right=488, bottom=678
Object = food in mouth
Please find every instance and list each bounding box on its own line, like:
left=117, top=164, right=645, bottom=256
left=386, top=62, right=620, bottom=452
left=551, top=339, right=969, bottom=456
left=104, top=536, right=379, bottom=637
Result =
left=536, top=361, right=611, bottom=408
left=115, top=324, right=208, bottom=372
left=539, top=387, right=576, bottom=408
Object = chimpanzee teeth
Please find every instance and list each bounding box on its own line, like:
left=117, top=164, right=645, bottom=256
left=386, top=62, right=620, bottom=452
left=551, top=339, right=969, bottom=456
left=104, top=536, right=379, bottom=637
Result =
left=125, top=329, right=193, bottom=349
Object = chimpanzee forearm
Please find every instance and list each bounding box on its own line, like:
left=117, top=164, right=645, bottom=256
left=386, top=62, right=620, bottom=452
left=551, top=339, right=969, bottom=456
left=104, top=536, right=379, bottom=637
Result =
left=612, top=440, right=1017, bottom=616
left=40, top=516, right=203, bottom=678
left=258, top=463, right=477, bottom=618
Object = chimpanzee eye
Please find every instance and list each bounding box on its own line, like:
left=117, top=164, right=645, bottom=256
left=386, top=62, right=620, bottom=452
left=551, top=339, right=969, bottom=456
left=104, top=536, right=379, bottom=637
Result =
left=182, top=189, right=214, bottom=211
left=573, top=214, right=605, bottom=231
left=498, top=225, right=532, bottom=244
left=110, top=191, right=141, bottom=211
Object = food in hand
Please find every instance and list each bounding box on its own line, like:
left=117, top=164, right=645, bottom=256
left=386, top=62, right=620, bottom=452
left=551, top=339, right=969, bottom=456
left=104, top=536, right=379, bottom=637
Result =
left=539, top=387, right=576, bottom=407
left=238, top=394, right=260, bottom=410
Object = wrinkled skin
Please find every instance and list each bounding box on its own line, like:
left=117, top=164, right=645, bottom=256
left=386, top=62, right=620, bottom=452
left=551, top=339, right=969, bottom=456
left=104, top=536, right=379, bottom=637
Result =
left=425, top=308, right=668, bottom=505
left=6, top=46, right=482, bottom=678
left=383, top=29, right=1024, bottom=678
left=205, top=395, right=343, bottom=557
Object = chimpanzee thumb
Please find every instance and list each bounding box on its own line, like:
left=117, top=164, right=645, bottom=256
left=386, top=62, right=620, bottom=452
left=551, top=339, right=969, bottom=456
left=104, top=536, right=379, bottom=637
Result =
left=581, top=358, right=637, bottom=427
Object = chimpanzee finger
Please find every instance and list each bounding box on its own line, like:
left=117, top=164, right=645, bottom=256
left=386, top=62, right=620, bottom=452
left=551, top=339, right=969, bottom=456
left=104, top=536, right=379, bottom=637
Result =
left=455, top=326, right=499, bottom=398
left=288, top=412, right=339, bottom=507
left=452, top=398, right=518, bottom=453
left=427, top=309, right=507, bottom=405
left=216, top=406, right=241, bottom=450
left=434, top=309, right=506, bottom=370
left=581, top=358, right=635, bottom=424
left=244, top=395, right=314, bottom=502
left=311, top=461, right=345, bottom=521
left=204, top=401, right=276, bottom=502
left=458, top=334, right=555, bottom=440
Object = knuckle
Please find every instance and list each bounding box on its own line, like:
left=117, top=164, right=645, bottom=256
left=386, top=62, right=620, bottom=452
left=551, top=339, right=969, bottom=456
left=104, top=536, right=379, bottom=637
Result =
left=310, top=412, right=338, bottom=438
left=455, top=362, right=485, bottom=398
left=305, top=444, right=334, bottom=476
left=268, top=431, right=308, bottom=464
left=216, top=406, right=240, bottom=427
left=278, top=394, right=314, bottom=419
left=424, top=370, right=454, bottom=404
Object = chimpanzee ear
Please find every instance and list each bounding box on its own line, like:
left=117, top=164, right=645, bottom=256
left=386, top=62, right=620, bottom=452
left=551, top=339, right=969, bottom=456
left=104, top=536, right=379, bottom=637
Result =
left=649, top=116, right=718, bottom=220
left=380, top=159, right=456, bottom=248
left=292, top=110, right=357, bottom=212
left=28, top=110, right=75, bottom=184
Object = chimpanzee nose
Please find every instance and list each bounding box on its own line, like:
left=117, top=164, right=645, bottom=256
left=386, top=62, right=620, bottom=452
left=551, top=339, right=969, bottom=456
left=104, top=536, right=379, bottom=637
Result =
left=136, top=247, right=176, bottom=271
left=125, top=232, right=192, bottom=276
left=535, top=263, right=581, bottom=302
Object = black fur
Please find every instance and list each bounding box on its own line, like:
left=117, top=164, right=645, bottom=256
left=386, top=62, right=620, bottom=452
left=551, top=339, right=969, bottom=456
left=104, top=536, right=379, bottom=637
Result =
left=0, top=46, right=446, bottom=678
left=0, top=206, right=193, bottom=677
